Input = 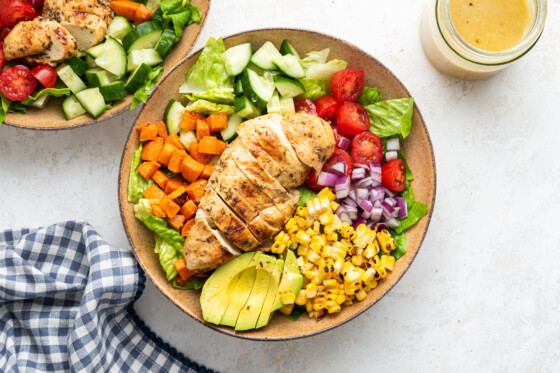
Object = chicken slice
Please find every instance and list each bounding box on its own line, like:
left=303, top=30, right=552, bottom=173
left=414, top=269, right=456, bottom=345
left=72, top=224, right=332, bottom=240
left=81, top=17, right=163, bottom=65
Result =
left=199, top=187, right=261, bottom=251
left=23, top=20, right=78, bottom=66
left=43, top=0, right=114, bottom=25
left=183, top=219, right=242, bottom=273
left=3, top=19, right=52, bottom=60
left=281, top=113, right=336, bottom=173
left=236, top=114, right=309, bottom=188
left=57, top=11, right=107, bottom=51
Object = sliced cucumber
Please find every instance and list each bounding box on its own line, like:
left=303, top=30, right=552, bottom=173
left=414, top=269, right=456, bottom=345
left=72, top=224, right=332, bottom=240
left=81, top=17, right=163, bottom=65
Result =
left=221, top=114, right=243, bottom=141
left=28, top=93, right=51, bottom=109
left=145, top=0, right=160, bottom=12
left=85, top=67, right=118, bottom=87
left=62, top=95, right=87, bottom=120
left=122, top=21, right=162, bottom=51
left=266, top=90, right=281, bottom=114
left=240, top=68, right=275, bottom=109
left=75, top=88, right=106, bottom=118
left=107, top=16, right=133, bottom=40
left=234, top=95, right=261, bottom=119
left=154, top=26, right=175, bottom=57
left=99, top=81, right=128, bottom=101
left=273, top=74, right=305, bottom=99
left=280, top=97, right=295, bottom=115
left=85, top=43, right=104, bottom=58
left=222, top=42, right=252, bottom=77
left=279, top=39, right=301, bottom=59
left=273, top=54, right=305, bottom=79
left=95, top=36, right=127, bottom=78
left=251, top=41, right=282, bottom=70
left=124, top=63, right=152, bottom=93
left=65, top=56, right=89, bottom=76
left=85, top=55, right=97, bottom=68
left=235, top=79, right=243, bottom=95
left=56, top=64, right=86, bottom=94
left=127, top=49, right=163, bottom=72
left=179, top=129, right=197, bottom=150
left=165, top=99, right=185, bottom=134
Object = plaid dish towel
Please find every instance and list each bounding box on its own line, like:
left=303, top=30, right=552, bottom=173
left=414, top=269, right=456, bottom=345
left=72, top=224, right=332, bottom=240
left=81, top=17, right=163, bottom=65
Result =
left=0, top=221, right=212, bottom=373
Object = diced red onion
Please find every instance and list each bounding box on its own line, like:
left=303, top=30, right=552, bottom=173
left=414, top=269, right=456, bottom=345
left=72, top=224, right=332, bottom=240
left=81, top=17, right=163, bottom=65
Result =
left=370, top=207, right=383, bottom=222
left=330, top=162, right=347, bottom=176
left=396, top=197, right=408, bottom=219
left=369, top=161, right=381, bottom=174
left=358, top=199, right=373, bottom=213
left=356, top=188, right=369, bottom=201
left=370, top=186, right=385, bottom=202
left=355, top=163, right=369, bottom=169
left=351, top=167, right=366, bottom=180
left=370, top=172, right=382, bottom=184
left=352, top=216, right=367, bottom=229
left=335, top=175, right=350, bottom=193
left=381, top=201, right=398, bottom=219
left=336, top=189, right=349, bottom=199
left=383, top=187, right=395, bottom=198
left=336, top=205, right=347, bottom=215
left=339, top=213, right=352, bottom=224
left=348, top=210, right=358, bottom=220
left=361, top=210, right=371, bottom=219
left=349, top=189, right=357, bottom=202
left=385, top=151, right=398, bottom=161
left=342, top=198, right=357, bottom=208
left=386, top=138, right=400, bottom=151
left=337, top=137, right=350, bottom=150
left=376, top=222, right=388, bottom=230
left=385, top=218, right=399, bottom=228
left=318, top=171, right=338, bottom=187
left=373, top=200, right=382, bottom=208
left=385, top=197, right=396, bottom=207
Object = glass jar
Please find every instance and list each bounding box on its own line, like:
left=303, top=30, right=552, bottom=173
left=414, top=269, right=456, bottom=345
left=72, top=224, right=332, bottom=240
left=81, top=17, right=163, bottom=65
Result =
left=420, top=0, right=547, bottom=80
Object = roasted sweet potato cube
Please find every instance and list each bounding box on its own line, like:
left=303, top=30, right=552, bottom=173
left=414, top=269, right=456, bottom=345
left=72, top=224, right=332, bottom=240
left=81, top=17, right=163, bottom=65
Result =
left=185, top=179, right=207, bottom=204
left=189, top=142, right=212, bottom=164
left=165, top=133, right=185, bottom=150
left=151, top=170, right=170, bottom=189
left=179, top=200, right=197, bottom=220
left=137, top=161, right=160, bottom=180
left=181, top=218, right=196, bottom=237
left=143, top=184, right=165, bottom=200
left=167, top=149, right=187, bottom=173
left=157, top=143, right=176, bottom=167
left=167, top=214, right=185, bottom=230
left=156, top=121, right=168, bottom=138
left=200, top=164, right=214, bottom=179
left=168, top=186, right=188, bottom=206
left=164, top=177, right=184, bottom=194
left=141, top=138, right=164, bottom=162
left=207, top=113, right=228, bottom=132
left=151, top=204, right=166, bottom=218
left=139, top=123, right=158, bottom=141
left=160, top=196, right=180, bottom=219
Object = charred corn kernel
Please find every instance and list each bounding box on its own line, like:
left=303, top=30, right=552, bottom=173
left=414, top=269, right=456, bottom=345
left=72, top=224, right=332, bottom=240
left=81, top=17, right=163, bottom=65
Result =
left=328, top=305, right=342, bottom=313
left=295, top=289, right=307, bottom=306
left=324, top=224, right=335, bottom=235
left=321, top=245, right=333, bottom=258
left=351, top=255, right=364, bottom=267
left=380, top=255, right=395, bottom=271
left=333, top=258, right=344, bottom=273
left=305, top=299, right=313, bottom=313
left=325, top=300, right=338, bottom=309
left=308, top=311, right=316, bottom=319
left=304, top=228, right=316, bottom=238
left=306, top=200, right=315, bottom=216
left=310, top=241, right=322, bottom=253
left=319, top=211, right=333, bottom=225
left=281, top=291, right=296, bottom=305
left=326, top=232, right=338, bottom=242
left=314, top=309, right=326, bottom=320
left=297, top=256, right=306, bottom=269
left=295, top=231, right=311, bottom=245
left=361, top=268, right=375, bottom=285
left=344, top=298, right=353, bottom=306
left=306, top=283, right=318, bottom=298
left=304, top=270, right=317, bottom=281
left=279, top=304, right=294, bottom=315
left=271, top=242, right=286, bottom=254
left=317, top=267, right=327, bottom=281
left=355, top=289, right=367, bottom=301
left=297, top=244, right=309, bottom=257
left=362, top=244, right=375, bottom=259
left=311, top=277, right=322, bottom=286
left=341, top=239, right=353, bottom=248
left=307, top=250, right=321, bottom=264
left=313, top=221, right=321, bottom=233
left=377, top=229, right=397, bottom=254
left=285, top=218, right=298, bottom=231
left=318, top=187, right=336, bottom=201
left=336, top=294, right=347, bottom=304
left=338, top=225, right=354, bottom=240
left=323, top=279, right=338, bottom=289
left=313, top=302, right=325, bottom=311
left=296, top=206, right=308, bottom=217
left=377, top=266, right=387, bottom=279
left=330, top=201, right=340, bottom=211
left=303, top=262, right=315, bottom=272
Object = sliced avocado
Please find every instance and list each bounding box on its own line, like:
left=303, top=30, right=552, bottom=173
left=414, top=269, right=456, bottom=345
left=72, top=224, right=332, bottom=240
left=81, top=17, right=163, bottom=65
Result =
left=200, top=252, right=256, bottom=325
left=220, top=252, right=263, bottom=327
left=256, top=257, right=284, bottom=329
left=272, top=250, right=303, bottom=312
left=235, top=254, right=277, bottom=331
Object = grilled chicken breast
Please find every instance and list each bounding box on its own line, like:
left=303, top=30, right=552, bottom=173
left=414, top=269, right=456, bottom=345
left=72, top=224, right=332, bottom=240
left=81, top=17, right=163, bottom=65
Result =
left=57, top=11, right=107, bottom=51
left=43, top=0, right=114, bottom=25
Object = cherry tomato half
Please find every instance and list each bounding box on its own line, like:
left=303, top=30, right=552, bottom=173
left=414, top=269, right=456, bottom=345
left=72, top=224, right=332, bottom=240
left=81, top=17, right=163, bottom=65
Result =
left=0, top=65, right=37, bottom=101
left=294, top=98, right=317, bottom=116
left=31, top=64, right=57, bottom=88
left=330, top=69, right=364, bottom=102
left=332, top=126, right=351, bottom=150
left=381, top=159, right=406, bottom=192
left=315, top=94, right=339, bottom=122
left=336, top=101, right=370, bottom=136
left=0, top=42, right=6, bottom=71
left=0, top=0, right=35, bottom=28
left=0, top=27, right=12, bottom=41
left=306, top=148, right=354, bottom=191
left=351, top=131, right=383, bottom=165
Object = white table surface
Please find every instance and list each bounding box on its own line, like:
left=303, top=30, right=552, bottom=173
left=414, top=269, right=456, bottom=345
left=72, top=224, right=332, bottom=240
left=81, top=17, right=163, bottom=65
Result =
left=2, top=1, right=559, bottom=371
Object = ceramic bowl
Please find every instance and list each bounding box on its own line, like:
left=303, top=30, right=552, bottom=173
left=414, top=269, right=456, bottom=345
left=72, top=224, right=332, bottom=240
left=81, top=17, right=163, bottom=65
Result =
left=3, top=0, right=210, bottom=130
left=118, top=28, right=436, bottom=340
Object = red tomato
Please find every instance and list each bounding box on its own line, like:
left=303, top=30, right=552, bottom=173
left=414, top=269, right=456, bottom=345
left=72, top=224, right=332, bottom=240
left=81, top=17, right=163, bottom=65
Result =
left=31, top=64, right=57, bottom=88
left=315, top=94, right=339, bottom=122
left=330, top=69, right=364, bottom=102
left=351, top=131, right=383, bottom=165
left=0, top=0, right=35, bottom=28
left=332, top=126, right=351, bottom=149
left=306, top=148, right=354, bottom=191
left=381, top=159, right=406, bottom=192
left=294, top=98, right=317, bottom=116
left=0, top=65, right=37, bottom=100
left=0, top=42, right=6, bottom=71
left=336, top=101, right=370, bottom=136
left=0, top=27, right=12, bottom=41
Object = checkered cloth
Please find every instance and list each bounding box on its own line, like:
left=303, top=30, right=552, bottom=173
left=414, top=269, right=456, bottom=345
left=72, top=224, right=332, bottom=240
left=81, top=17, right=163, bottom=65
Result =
left=0, top=221, right=212, bottom=373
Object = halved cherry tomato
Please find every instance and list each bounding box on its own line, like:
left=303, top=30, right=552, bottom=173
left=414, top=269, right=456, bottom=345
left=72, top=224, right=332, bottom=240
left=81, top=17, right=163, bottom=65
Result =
left=0, top=0, right=35, bottom=28
left=0, top=42, right=6, bottom=71
left=31, top=64, right=57, bottom=88
left=381, top=159, right=406, bottom=192
left=0, top=65, right=37, bottom=100
left=294, top=98, right=317, bottom=116
left=330, top=69, right=364, bottom=102
left=351, top=131, right=383, bottom=165
left=332, top=126, right=351, bottom=149
left=0, top=27, right=12, bottom=41
left=306, top=148, right=354, bottom=191
left=336, top=101, right=370, bottom=136
left=315, top=94, right=339, bottom=122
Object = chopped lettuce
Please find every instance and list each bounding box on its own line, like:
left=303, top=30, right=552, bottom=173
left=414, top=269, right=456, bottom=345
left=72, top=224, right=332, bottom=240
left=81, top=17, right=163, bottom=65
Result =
left=21, top=88, right=71, bottom=105
left=389, top=229, right=407, bottom=260
left=166, top=11, right=192, bottom=42
left=173, top=275, right=207, bottom=290
left=0, top=94, right=10, bottom=125
left=395, top=181, right=429, bottom=235
left=297, top=79, right=328, bottom=102
left=300, top=49, right=330, bottom=69
left=160, top=0, right=183, bottom=15
left=128, top=144, right=153, bottom=203
left=365, top=98, right=414, bottom=139
left=297, top=185, right=317, bottom=207
left=134, top=199, right=185, bottom=252
left=184, top=88, right=235, bottom=104
left=7, top=101, right=26, bottom=114
left=131, top=65, right=165, bottom=110
left=184, top=1, right=202, bottom=24
left=286, top=305, right=306, bottom=321
left=304, top=59, right=347, bottom=80
left=155, top=234, right=181, bottom=280
left=357, top=87, right=382, bottom=107
left=185, top=99, right=234, bottom=115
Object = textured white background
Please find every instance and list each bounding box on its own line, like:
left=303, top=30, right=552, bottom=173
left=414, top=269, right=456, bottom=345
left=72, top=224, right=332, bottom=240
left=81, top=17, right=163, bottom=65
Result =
left=1, top=1, right=559, bottom=371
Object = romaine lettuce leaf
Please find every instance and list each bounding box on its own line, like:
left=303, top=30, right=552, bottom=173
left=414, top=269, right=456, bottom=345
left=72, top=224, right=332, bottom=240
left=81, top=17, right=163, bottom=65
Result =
left=172, top=275, right=207, bottom=290
left=394, top=181, right=429, bottom=234
left=365, top=98, right=414, bottom=139
left=297, top=185, right=317, bottom=207
left=185, top=99, right=234, bottom=115
left=184, top=88, right=235, bottom=104
left=304, top=59, right=347, bottom=80
left=131, top=65, right=164, bottom=110
left=155, top=234, right=180, bottom=280
left=357, top=87, right=382, bottom=107
left=160, top=0, right=183, bottom=14
left=127, top=145, right=153, bottom=203
left=21, top=88, right=71, bottom=105
left=300, top=49, right=330, bottom=69
left=184, top=1, right=201, bottom=24
left=388, top=229, right=407, bottom=260
left=297, top=79, right=328, bottom=102
left=0, top=93, right=10, bottom=125
left=166, top=10, right=192, bottom=42
left=134, top=199, right=186, bottom=252
left=7, top=101, right=26, bottom=114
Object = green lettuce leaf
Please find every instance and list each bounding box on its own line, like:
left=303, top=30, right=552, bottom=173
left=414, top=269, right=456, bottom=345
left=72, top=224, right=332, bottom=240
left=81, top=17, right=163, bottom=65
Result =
left=166, top=10, right=192, bottom=42
left=395, top=181, right=429, bottom=234
left=286, top=305, right=306, bottom=321
left=297, top=79, right=328, bottom=102
left=127, top=144, right=153, bottom=203
left=185, top=99, right=234, bottom=115
left=184, top=1, right=201, bottom=24
left=131, top=65, right=164, bottom=110
left=297, top=185, right=317, bottom=207
left=0, top=94, right=11, bottom=125
left=160, top=0, right=183, bottom=14
left=134, top=199, right=186, bottom=252
left=357, top=87, right=382, bottom=106
left=304, top=59, right=347, bottom=80
left=300, top=48, right=330, bottom=69
left=21, top=88, right=71, bottom=105
left=389, top=229, right=407, bottom=260
left=184, top=88, right=235, bottom=104
left=173, top=275, right=207, bottom=290
left=154, top=234, right=181, bottom=280
left=365, top=98, right=414, bottom=139
left=7, top=101, right=26, bottom=114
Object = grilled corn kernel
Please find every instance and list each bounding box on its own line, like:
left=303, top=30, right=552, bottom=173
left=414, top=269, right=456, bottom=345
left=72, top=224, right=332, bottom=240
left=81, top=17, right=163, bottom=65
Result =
left=313, top=302, right=325, bottom=311
left=344, top=298, right=353, bottom=306
left=279, top=304, right=294, bottom=315
left=306, top=283, right=318, bottom=298
left=321, top=245, right=333, bottom=258
left=351, top=255, right=364, bottom=267
left=304, top=270, right=317, bottom=281
left=305, top=299, right=313, bottom=312
left=377, top=266, right=387, bottom=279
left=319, top=211, right=333, bottom=225
left=326, top=232, right=338, bottom=242
left=336, top=294, right=346, bottom=304
left=296, top=206, right=308, bottom=217
left=355, top=289, right=367, bottom=301
left=328, top=305, right=342, bottom=313
left=330, top=201, right=340, bottom=211
left=271, top=242, right=286, bottom=254
left=361, top=268, right=375, bottom=285
left=325, top=300, right=338, bottom=310
left=295, top=289, right=307, bottom=306
left=377, top=229, right=397, bottom=254
left=333, top=258, right=344, bottom=274
left=323, top=279, right=339, bottom=289
left=297, top=244, right=309, bottom=257
left=307, top=250, right=321, bottom=264
left=380, top=255, right=396, bottom=271
left=281, top=291, right=296, bottom=305
left=295, top=231, right=311, bottom=245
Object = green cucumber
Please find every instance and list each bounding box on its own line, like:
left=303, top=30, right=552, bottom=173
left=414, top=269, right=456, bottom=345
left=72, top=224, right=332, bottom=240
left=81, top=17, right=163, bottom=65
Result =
left=124, top=63, right=152, bottom=93
left=154, top=26, right=175, bottom=56
left=273, top=74, right=305, bottom=98
left=234, top=95, right=261, bottom=119
left=28, top=93, right=50, bottom=109
left=85, top=43, right=104, bottom=58
left=221, top=114, right=243, bottom=141
left=122, top=21, right=162, bottom=51
left=222, top=42, right=252, bottom=77
left=85, top=67, right=118, bottom=87
left=250, top=41, right=282, bottom=70
left=99, top=81, right=127, bottom=101
left=235, top=79, right=243, bottom=95
left=75, top=88, right=106, bottom=118
left=240, top=68, right=275, bottom=109
left=107, top=16, right=133, bottom=40
left=85, top=55, right=97, bottom=68
left=279, top=40, right=301, bottom=59
left=266, top=90, right=281, bottom=114
left=56, top=64, right=86, bottom=94
left=62, top=95, right=87, bottom=120
left=280, top=97, right=295, bottom=115
left=273, top=54, right=305, bottom=79
left=164, top=99, right=185, bottom=134
left=65, top=56, right=89, bottom=76
left=95, top=36, right=127, bottom=78
left=127, top=49, right=163, bottom=72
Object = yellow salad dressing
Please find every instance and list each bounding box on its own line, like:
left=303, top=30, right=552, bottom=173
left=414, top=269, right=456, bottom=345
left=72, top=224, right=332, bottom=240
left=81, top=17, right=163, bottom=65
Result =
left=450, top=0, right=532, bottom=51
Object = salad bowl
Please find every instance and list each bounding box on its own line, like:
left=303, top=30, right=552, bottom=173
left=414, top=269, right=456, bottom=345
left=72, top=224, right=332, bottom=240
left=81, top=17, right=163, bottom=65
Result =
left=2, top=0, right=210, bottom=130
left=118, top=28, right=436, bottom=340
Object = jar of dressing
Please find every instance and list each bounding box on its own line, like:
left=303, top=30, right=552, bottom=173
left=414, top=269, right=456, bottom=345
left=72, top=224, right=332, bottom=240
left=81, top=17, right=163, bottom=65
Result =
left=420, top=0, right=547, bottom=80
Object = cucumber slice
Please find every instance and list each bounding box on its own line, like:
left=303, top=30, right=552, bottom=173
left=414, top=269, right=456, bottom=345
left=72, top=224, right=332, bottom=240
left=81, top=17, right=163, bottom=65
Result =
left=154, top=26, right=175, bottom=56
left=62, top=95, right=87, bottom=120
left=107, top=16, right=133, bottom=40
left=273, top=74, right=305, bottom=99
left=222, top=42, right=252, bottom=77
left=85, top=67, right=118, bottom=87
left=247, top=62, right=265, bottom=76
left=266, top=90, right=281, bottom=114
left=124, top=63, right=152, bottom=93
left=279, top=40, right=301, bottom=59
left=221, top=114, right=243, bottom=141
left=75, top=88, right=106, bottom=118
left=251, top=41, right=282, bottom=70
left=85, top=43, right=104, bottom=58
left=280, top=97, right=295, bottom=115
left=65, top=56, right=89, bottom=76
left=122, top=21, right=162, bottom=51
left=99, top=81, right=127, bottom=101
left=28, top=92, right=50, bottom=109
left=235, top=79, right=243, bottom=95
left=273, top=54, right=305, bottom=79
left=165, top=99, right=185, bottom=134
left=127, top=49, right=163, bottom=72
left=95, top=36, right=127, bottom=78
left=145, top=0, right=160, bottom=12
left=85, top=55, right=97, bottom=68
left=234, top=95, right=261, bottom=119
left=56, top=64, right=86, bottom=94
left=240, top=68, right=275, bottom=110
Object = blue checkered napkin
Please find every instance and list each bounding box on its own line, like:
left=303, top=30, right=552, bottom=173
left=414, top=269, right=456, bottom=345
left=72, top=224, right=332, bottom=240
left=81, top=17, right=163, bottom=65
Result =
left=0, top=221, right=213, bottom=373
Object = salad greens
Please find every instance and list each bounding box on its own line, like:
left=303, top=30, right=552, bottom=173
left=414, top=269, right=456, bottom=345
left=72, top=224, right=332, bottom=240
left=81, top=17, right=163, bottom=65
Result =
left=366, top=98, right=415, bottom=139
left=296, top=185, right=318, bottom=207
left=185, top=99, right=235, bottom=115
left=0, top=95, right=10, bottom=125
left=131, top=66, right=165, bottom=110
left=134, top=199, right=185, bottom=253
left=128, top=144, right=154, bottom=203
left=357, top=86, right=382, bottom=106
left=21, top=88, right=71, bottom=105
left=394, top=180, right=429, bottom=235
left=297, top=79, right=328, bottom=101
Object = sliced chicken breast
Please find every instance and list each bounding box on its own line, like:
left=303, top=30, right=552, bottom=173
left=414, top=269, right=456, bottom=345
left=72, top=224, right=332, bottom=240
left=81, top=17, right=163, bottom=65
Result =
left=183, top=219, right=242, bottom=273
left=3, top=19, right=51, bottom=60
left=23, top=20, right=78, bottom=66
left=43, top=0, right=114, bottom=25
left=57, top=11, right=107, bottom=51
left=199, top=187, right=261, bottom=251
left=281, top=113, right=336, bottom=173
